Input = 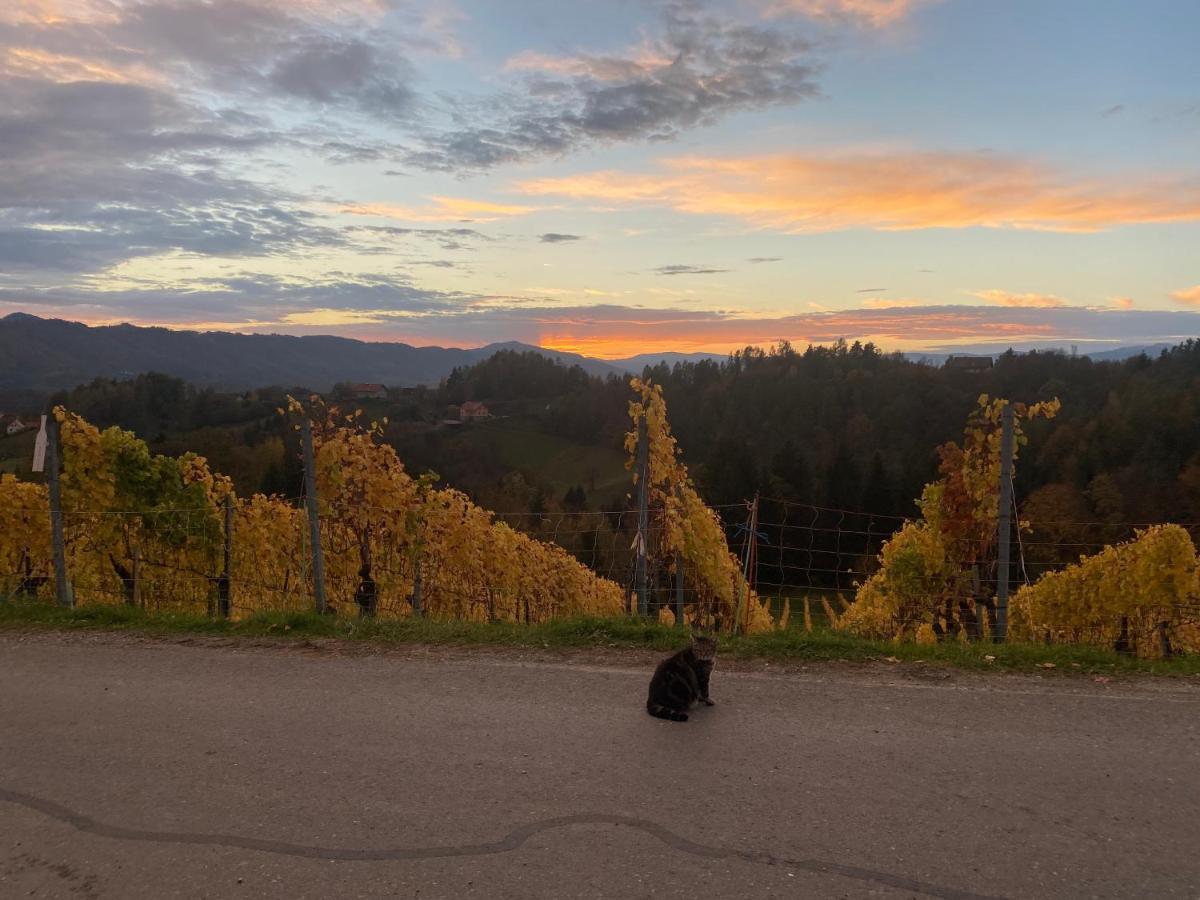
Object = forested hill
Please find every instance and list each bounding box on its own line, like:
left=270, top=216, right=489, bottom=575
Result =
left=0, top=313, right=621, bottom=393
left=0, top=314, right=729, bottom=397
left=11, top=340, right=1200, bottom=534
left=442, top=341, right=1200, bottom=527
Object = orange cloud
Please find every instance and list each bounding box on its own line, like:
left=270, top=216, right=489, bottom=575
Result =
left=1171, top=285, right=1200, bottom=306
left=765, top=0, right=932, bottom=27
left=503, top=45, right=674, bottom=80
left=1111, top=296, right=1135, bottom=310
left=0, top=1, right=117, bottom=26
left=526, top=305, right=1068, bottom=357
left=970, top=290, right=1069, bottom=308
left=339, top=196, right=542, bottom=222
left=518, top=152, right=1200, bottom=234
left=0, top=46, right=159, bottom=83
left=860, top=298, right=926, bottom=309
left=2, top=0, right=391, bottom=26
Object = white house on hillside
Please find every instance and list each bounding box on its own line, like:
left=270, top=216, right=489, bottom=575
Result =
left=4, top=416, right=33, bottom=436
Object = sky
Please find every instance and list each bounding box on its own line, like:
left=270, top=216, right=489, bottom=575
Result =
left=1, top=0, right=1198, bottom=358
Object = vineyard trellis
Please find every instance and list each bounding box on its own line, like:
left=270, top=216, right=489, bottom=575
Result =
left=3, top=387, right=1199, bottom=655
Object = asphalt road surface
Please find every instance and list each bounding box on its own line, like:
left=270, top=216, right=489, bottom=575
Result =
left=1, top=632, right=1198, bottom=899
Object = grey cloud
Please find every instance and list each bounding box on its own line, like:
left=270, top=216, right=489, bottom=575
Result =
left=0, top=203, right=339, bottom=274
left=0, top=76, right=334, bottom=274
left=0, top=0, right=821, bottom=283
left=320, top=140, right=390, bottom=164
left=403, top=2, right=819, bottom=170
left=539, top=233, right=583, bottom=243
left=267, top=36, right=415, bottom=115
left=128, top=0, right=419, bottom=119
left=409, top=259, right=462, bottom=269
left=348, top=225, right=491, bottom=252
left=0, top=272, right=469, bottom=323
left=747, top=256, right=782, bottom=263
left=2, top=0, right=420, bottom=122
left=654, top=264, right=730, bottom=275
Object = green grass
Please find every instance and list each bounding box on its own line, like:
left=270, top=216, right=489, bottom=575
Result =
left=446, top=417, right=629, bottom=498
left=0, top=428, right=38, bottom=476
left=2, top=600, right=1198, bottom=676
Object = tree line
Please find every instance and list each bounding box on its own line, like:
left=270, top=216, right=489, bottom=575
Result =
left=30, top=340, right=1200, bottom=538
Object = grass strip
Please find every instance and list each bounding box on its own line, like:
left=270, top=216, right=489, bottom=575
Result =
left=2, top=600, right=1198, bottom=676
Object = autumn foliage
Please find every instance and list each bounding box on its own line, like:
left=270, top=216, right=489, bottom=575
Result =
left=1009, top=525, right=1200, bottom=658
left=840, top=396, right=1060, bottom=641
left=626, top=379, right=773, bottom=633
left=0, top=403, right=623, bottom=621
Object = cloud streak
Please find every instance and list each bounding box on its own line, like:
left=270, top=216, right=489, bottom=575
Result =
left=653, top=264, right=731, bottom=276
left=518, top=151, right=1200, bottom=233
left=970, top=289, right=1069, bottom=308
left=764, top=0, right=933, bottom=27
left=1171, top=285, right=1200, bottom=306
left=338, top=197, right=543, bottom=222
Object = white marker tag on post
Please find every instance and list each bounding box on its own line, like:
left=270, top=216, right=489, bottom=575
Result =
left=31, top=415, right=48, bottom=473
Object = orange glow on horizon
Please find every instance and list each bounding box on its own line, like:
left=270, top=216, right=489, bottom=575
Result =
left=4, top=304, right=1169, bottom=361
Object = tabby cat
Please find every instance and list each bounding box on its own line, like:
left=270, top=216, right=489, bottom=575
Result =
left=645, top=635, right=717, bottom=722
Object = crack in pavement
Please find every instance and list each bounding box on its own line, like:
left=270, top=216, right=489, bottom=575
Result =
left=1, top=786, right=1002, bottom=900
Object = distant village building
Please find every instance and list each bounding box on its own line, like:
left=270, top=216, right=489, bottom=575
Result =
left=346, top=383, right=387, bottom=400
left=943, top=356, right=994, bottom=372
left=459, top=401, right=491, bottom=421
left=3, top=416, right=33, bottom=436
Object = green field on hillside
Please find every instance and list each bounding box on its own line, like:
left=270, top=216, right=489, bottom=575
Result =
left=437, top=417, right=630, bottom=499
left=0, top=429, right=37, bottom=476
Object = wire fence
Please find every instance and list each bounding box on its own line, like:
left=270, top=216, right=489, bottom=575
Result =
left=6, top=490, right=1199, bottom=631
left=6, top=414, right=1200, bottom=658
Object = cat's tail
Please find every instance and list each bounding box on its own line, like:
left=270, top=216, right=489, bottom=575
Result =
left=646, top=701, right=688, bottom=722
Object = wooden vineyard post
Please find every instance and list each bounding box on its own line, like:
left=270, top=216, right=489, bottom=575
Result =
left=301, top=419, right=328, bottom=615
left=411, top=557, right=423, bottom=618
left=635, top=413, right=649, bottom=617
left=45, top=414, right=73, bottom=608
left=994, top=405, right=1015, bottom=642
left=673, top=556, right=685, bottom=625
left=131, top=546, right=141, bottom=608
left=218, top=493, right=233, bottom=618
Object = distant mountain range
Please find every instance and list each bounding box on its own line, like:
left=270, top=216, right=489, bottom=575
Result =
left=903, top=344, right=1175, bottom=366
left=0, top=313, right=1178, bottom=396
left=0, top=313, right=624, bottom=393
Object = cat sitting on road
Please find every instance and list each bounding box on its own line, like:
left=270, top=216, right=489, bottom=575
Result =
left=646, top=635, right=717, bottom=722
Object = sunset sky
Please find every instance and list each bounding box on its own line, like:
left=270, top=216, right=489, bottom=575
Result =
left=2, top=0, right=1198, bottom=357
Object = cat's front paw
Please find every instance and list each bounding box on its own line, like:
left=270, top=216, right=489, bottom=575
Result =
left=703, top=698, right=715, bottom=706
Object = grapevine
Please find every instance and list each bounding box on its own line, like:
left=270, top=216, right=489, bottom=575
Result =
left=1009, top=525, right=1199, bottom=658
left=0, top=403, right=624, bottom=621
left=841, top=395, right=1059, bottom=641
left=625, top=378, right=773, bottom=633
